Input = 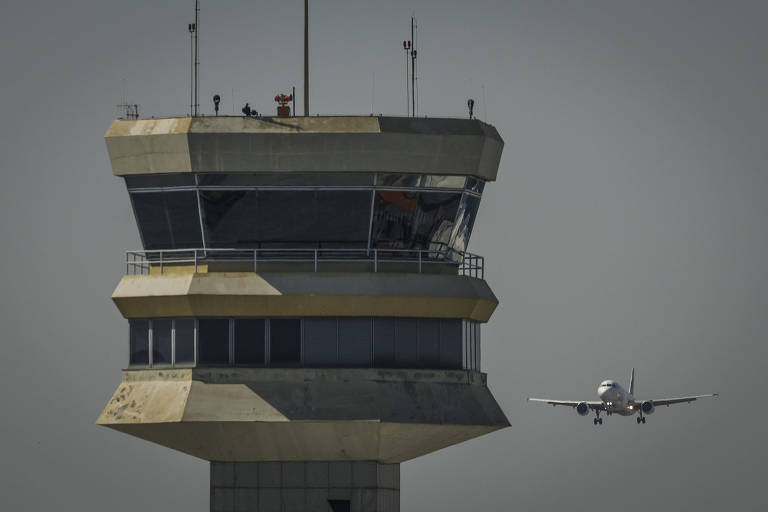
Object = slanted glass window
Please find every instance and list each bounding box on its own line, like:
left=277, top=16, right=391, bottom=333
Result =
left=450, top=194, right=481, bottom=253
left=234, top=319, right=265, bottom=366
left=200, top=190, right=371, bottom=248
left=125, top=174, right=196, bottom=189
left=198, top=172, right=374, bottom=187
left=373, top=318, right=396, bottom=367
left=174, top=319, right=195, bottom=365
left=198, top=319, right=230, bottom=365
left=130, top=191, right=203, bottom=249
left=376, top=174, right=466, bottom=189
left=465, top=177, right=485, bottom=194
left=371, top=191, right=461, bottom=251
left=394, top=318, right=418, bottom=367
left=129, top=319, right=150, bottom=366
left=151, top=319, right=172, bottom=365
left=417, top=319, right=440, bottom=368
left=270, top=319, right=301, bottom=365
left=304, top=318, right=337, bottom=366
left=338, top=318, right=371, bottom=367
left=439, top=319, right=462, bottom=369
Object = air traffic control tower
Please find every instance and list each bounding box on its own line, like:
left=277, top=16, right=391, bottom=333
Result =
left=98, top=115, right=508, bottom=512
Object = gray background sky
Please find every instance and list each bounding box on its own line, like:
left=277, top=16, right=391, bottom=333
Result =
left=1, top=1, right=766, bottom=510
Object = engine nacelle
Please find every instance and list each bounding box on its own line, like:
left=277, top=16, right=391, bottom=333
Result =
left=641, top=401, right=655, bottom=415
left=576, top=402, right=590, bottom=416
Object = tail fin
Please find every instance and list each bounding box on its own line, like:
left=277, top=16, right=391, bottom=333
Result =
left=629, top=368, right=636, bottom=396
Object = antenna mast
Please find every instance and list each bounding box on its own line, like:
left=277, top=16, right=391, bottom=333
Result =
left=194, top=0, right=200, bottom=116
left=411, top=16, right=418, bottom=117
left=187, top=1, right=200, bottom=117
left=304, top=0, right=309, bottom=116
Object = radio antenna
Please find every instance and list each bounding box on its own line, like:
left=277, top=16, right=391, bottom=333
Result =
left=187, top=1, right=200, bottom=116
left=304, top=0, right=309, bottom=116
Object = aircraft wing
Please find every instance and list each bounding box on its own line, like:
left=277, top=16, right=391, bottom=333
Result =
left=527, top=398, right=605, bottom=410
left=647, top=393, right=718, bottom=407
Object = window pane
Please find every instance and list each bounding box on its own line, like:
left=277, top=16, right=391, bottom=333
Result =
left=130, top=191, right=202, bottom=249
left=450, top=194, right=481, bottom=253
left=200, top=190, right=371, bottom=248
left=376, top=174, right=465, bottom=189
left=394, top=318, right=418, bottom=367
left=129, top=319, right=149, bottom=366
left=439, top=319, right=462, bottom=369
left=175, top=319, right=195, bottom=364
left=234, top=319, right=265, bottom=365
left=371, top=191, right=461, bottom=252
left=152, top=319, right=172, bottom=365
left=270, top=319, right=301, bottom=364
left=125, top=174, right=196, bottom=189
left=417, top=319, right=440, bottom=368
left=198, top=173, right=374, bottom=187
left=465, top=177, right=485, bottom=194
left=304, top=318, right=337, bottom=366
left=198, top=319, right=230, bottom=365
left=338, top=318, right=371, bottom=367
left=373, top=318, right=396, bottom=367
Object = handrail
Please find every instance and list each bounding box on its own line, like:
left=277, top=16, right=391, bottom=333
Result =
left=125, top=247, right=485, bottom=278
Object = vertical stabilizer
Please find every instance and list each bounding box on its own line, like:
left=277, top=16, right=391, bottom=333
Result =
left=629, top=368, right=636, bottom=396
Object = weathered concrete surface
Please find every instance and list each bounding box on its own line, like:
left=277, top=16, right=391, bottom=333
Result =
left=97, top=369, right=509, bottom=463
left=105, top=116, right=504, bottom=180
left=111, top=272, right=498, bottom=322
left=210, top=461, right=400, bottom=512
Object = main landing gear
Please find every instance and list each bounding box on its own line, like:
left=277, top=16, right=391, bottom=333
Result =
left=593, top=412, right=603, bottom=425
left=636, top=415, right=646, bottom=424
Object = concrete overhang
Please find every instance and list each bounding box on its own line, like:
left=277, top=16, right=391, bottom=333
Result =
left=105, top=116, right=504, bottom=181
left=97, top=368, right=509, bottom=463
left=112, top=272, right=498, bottom=322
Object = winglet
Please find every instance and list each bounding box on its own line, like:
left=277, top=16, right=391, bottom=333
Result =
left=629, top=368, right=636, bottom=396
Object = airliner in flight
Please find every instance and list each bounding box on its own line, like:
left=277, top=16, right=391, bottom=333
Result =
left=528, top=369, right=717, bottom=425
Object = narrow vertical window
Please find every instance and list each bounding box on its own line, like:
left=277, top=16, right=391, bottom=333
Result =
left=439, top=319, right=462, bottom=369
left=270, top=319, right=301, bottom=365
left=234, top=319, right=266, bottom=366
left=338, top=318, right=372, bottom=367
left=395, top=318, right=418, bottom=367
left=198, top=319, right=230, bottom=365
left=417, top=319, right=440, bottom=367
left=152, top=319, right=172, bottom=365
left=304, top=318, right=337, bottom=366
left=129, top=319, right=150, bottom=366
left=373, top=318, right=396, bottom=367
left=174, top=319, right=195, bottom=365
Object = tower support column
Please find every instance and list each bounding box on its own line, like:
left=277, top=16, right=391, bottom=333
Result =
left=211, top=461, right=400, bottom=512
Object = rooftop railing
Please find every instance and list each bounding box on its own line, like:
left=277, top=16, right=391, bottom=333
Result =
left=125, top=248, right=485, bottom=279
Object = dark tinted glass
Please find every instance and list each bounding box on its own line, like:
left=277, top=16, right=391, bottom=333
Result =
left=465, top=178, right=485, bottom=194
left=175, top=319, right=195, bottom=364
left=373, top=318, right=396, bottom=367
left=394, top=318, right=418, bottom=367
left=450, top=194, right=481, bottom=253
left=270, top=319, right=301, bottom=364
left=198, top=319, right=229, bottom=365
left=439, top=319, right=462, bottom=369
left=198, top=173, right=374, bottom=187
left=304, top=318, right=337, bottom=366
left=376, top=174, right=465, bottom=189
left=371, top=191, right=460, bottom=252
left=129, top=319, right=150, bottom=366
left=125, top=174, right=196, bottom=189
left=417, top=319, right=440, bottom=367
left=338, top=318, right=371, bottom=367
left=131, top=191, right=203, bottom=249
left=234, top=319, right=265, bottom=365
left=152, top=319, right=172, bottom=365
left=200, top=190, right=371, bottom=248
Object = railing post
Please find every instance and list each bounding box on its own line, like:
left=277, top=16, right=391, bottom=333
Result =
left=253, top=249, right=258, bottom=273
left=374, top=249, right=378, bottom=273
left=160, top=251, right=163, bottom=275
left=418, top=250, right=422, bottom=273
left=314, top=249, right=318, bottom=272
left=126, top=252, right=129, bottom=275
left=194, top=250, right=198, bottom=273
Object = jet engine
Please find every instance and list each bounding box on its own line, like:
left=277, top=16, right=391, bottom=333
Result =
left=641, top=401, right=655, bottom=415
left=576, top=402, right=590, bottom=416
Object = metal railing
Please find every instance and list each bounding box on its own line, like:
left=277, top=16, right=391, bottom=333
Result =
left=125, top=247, right=485, bottom=279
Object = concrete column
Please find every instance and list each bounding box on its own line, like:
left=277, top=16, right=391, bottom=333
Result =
left=211, top=461, right=400, bottom=512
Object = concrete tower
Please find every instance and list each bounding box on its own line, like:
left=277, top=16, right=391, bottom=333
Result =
left=98, top=115, right=508, bottom=512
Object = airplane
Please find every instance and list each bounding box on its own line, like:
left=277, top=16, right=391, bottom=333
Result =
left=527, top=369, right=717, bottom=425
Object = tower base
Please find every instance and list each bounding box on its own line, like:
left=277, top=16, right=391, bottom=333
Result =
left=211, top=461, right=400, bottom=512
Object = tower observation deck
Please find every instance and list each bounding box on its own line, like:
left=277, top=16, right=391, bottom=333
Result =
left=98, top=115, right=508, bottom=512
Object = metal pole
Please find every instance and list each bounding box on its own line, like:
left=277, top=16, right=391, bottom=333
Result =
left=160, top=251, right=163, bottom=275
left=304, top=0, right=309, bottom=116
left=194, top=0, right=200, bottom=116
left=194, top=249, right=198, bottom=273
left=418, top=250, right=422, bottom=273
left=411, top=17, right=415, bottom=117
left=253, top=249, right=258, bottom=273
left=314, top=249, right=318, bottom=272
left=374, top=249, right=378, bottom=273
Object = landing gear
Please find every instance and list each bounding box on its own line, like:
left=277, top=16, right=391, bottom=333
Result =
left=636, top=415, right=646, bottom=424
left=593, top=411, right=603, bottom=425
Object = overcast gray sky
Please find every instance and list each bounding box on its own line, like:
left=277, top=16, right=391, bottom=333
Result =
left=1, top=1, right=766, bottom=510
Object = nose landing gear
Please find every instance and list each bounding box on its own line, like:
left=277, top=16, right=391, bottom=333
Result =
left=636, top=415, right=646, bottom=424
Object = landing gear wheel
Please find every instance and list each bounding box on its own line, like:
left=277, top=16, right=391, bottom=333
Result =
left=637, top=417, right=641, bottom=424
left=598, top=418, right=603, bottom=425
left=642, top=417, right=646, bottom=424
left=593, top=418, right=598, bottom=425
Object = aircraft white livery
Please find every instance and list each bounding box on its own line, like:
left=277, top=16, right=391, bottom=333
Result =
left=527, top=369, right=717, bottom=425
